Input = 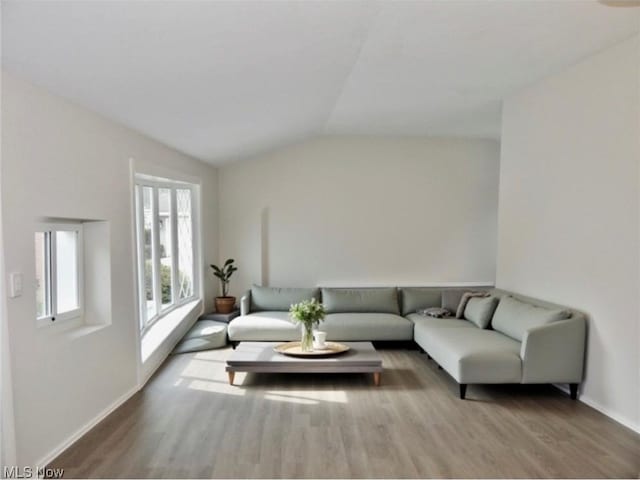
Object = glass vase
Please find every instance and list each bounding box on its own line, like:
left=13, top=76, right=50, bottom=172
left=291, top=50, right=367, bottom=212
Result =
left=300, top=323, right=314, bottom=352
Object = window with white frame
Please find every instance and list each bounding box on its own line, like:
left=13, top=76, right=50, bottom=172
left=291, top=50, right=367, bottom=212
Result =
left=34, top=223, right=83, bottom=326
left=134, top=178, right=198, bottom=331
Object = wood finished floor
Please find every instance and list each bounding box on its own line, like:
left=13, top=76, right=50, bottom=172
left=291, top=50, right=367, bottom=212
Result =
left=51, top=347, right=640, bottom=478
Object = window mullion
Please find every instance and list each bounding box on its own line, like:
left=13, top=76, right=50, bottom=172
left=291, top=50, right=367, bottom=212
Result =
left=190, top=188, right=198, bottom=300
left=152, top=187, right=162, bottom=318
left=170, top=188, right=179, bottom=304
left=45, top=232, right=53, bottom=318
left=135, top=186, right=146, bottom=328
left=49, top=231, right=58, bottom=318
left=76, top=227, right=83, bottom=313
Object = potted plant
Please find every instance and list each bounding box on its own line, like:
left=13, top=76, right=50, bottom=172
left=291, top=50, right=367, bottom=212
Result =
left=289, top=298, right=326, bottom=352
left=210, top=259, right=238, bottom=313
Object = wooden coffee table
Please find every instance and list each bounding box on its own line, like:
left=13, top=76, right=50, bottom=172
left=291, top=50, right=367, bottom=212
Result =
left=226, top=341, right=383, bottom=386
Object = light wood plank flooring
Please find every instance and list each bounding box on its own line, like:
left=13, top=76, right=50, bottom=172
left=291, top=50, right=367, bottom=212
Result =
left=51, top=347, right=640, bottom=478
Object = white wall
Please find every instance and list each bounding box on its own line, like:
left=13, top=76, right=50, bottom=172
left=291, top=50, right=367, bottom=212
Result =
left=1, top=69, right=17, bottom=467
left=1, top=72, right=219, bottom=465
left=219, top=136, right=500, bottom=294
left=497, top=35, right=640, bottom=431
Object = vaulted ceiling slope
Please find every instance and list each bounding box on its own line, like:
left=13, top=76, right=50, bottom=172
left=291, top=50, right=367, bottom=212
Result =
left=3, top=1, right=639, bottom=165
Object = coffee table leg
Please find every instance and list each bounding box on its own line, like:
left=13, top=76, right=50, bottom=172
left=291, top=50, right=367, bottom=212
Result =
left=228, top=371, right=235, bottom=385
left=373, top=372, right=381, bottom=387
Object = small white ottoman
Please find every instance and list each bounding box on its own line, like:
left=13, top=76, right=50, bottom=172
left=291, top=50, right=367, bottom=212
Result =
left=173, top=320, right=228, bottom=354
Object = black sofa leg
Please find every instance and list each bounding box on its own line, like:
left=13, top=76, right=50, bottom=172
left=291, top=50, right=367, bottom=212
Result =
left=569, top=383, right=578, bottom=400
left=459, top=384, right=467, bottom=400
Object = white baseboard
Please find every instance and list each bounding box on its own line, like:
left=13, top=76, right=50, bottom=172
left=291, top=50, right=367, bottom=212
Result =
left=578, top=394, right=640, bottom=434
left=35, top=385, right=140, bottom=468
left=554, top=384, right=639, bottom=434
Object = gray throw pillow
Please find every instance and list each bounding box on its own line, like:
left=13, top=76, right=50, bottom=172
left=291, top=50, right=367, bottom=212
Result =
left=456, top=291, right=490, bottom=318
left=463, top=296, right=499, bottom=329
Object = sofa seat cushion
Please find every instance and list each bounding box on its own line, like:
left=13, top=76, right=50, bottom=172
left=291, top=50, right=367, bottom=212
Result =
left=415, top=327, right=522, bottom=384
left=406, top=313, right=477, bottom=329
left=227, top=312, right=299, bottom=341
left=320, top=313, right=413, bottom=341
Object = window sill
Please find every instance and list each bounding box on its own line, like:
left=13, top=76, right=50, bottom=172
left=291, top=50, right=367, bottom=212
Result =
left=64, top=323, right=110, bottom=340
left=141, top=299, right=202, bottom=363
left=37, top=315, right=110, bottom=340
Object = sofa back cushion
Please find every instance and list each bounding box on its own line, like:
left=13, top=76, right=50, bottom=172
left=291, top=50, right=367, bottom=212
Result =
left=491, top=295, right=571, bottom=341
left=464, top=296, right=499, bottom=329
left=399, top=288, right=441, bottom=316
left=250, top=285, right=320, bottom=312
left=321, top=288, right=400, bottom=314
left=441, top=289, right=466, bottom=312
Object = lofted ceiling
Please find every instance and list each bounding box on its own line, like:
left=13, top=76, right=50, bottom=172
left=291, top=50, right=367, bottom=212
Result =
left=2, top=1, right=639, bottom=165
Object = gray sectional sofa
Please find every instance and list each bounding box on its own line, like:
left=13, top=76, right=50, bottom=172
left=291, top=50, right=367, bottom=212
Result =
left=227, top=285, right=586, bottom=400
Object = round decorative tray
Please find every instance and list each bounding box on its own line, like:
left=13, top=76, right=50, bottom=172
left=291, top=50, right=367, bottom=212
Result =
left=273, top=341, right=350, bottom=357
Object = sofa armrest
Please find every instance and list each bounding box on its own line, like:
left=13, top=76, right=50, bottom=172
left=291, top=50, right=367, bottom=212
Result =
left=240, top=290, right=251, bottom=316
left=520, top=317, right=586, bottom=383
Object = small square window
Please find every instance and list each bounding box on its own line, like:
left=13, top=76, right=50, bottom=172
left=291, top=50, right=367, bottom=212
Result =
left=35, top=224, right=83, bottom=325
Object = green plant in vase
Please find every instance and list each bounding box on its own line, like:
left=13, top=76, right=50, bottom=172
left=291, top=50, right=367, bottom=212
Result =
left=289, top=298, right=326, bottom=352
left=210, top=259, right=238, bottom=313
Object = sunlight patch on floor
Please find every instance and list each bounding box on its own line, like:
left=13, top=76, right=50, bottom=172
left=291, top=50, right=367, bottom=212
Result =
left=181, top=357, right=226, bottom=382
left=188, top=378, right=247, bottom=396
left=264, top=393, right=318, bottom=405
left=193, top=349, right=230, bottom=362
left=178, top=351, right=349, bottom=403
left=179, top=355, right=248, bottom=397
left=265, top=389, right=348, bottom=404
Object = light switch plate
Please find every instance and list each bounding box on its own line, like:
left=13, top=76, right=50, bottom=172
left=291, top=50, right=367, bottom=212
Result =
left=9, top=272, right=23, bottom=298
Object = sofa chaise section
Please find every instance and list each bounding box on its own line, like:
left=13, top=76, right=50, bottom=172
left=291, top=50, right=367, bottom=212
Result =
left=415, top=326, right=522, bottom=397
left=414, top=288, right=586, bottom=400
